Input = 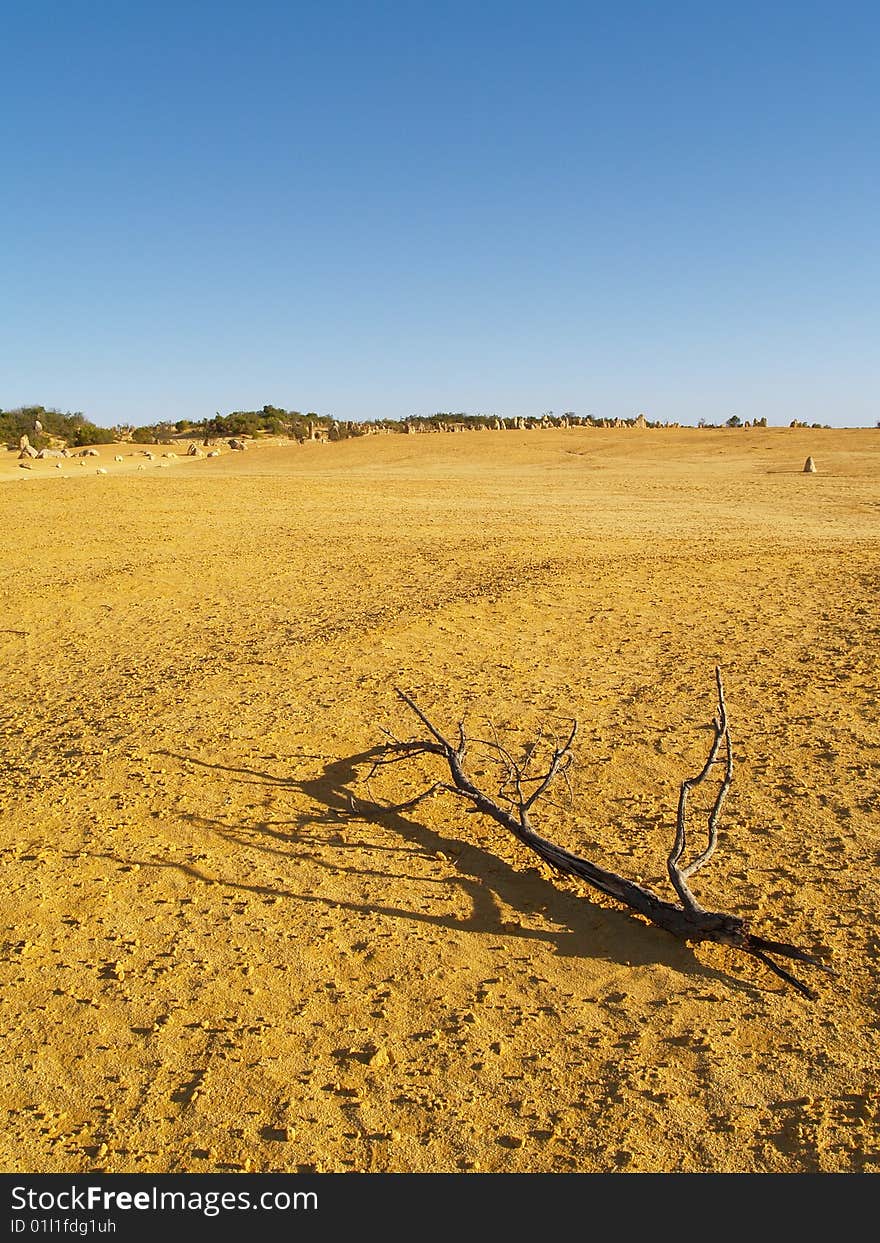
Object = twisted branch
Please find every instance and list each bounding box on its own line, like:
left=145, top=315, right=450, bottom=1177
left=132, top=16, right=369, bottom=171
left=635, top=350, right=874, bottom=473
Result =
left=383, top=672, right=834, bottom=999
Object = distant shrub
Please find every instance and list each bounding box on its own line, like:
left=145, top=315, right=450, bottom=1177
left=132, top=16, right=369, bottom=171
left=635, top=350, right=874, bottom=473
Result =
left=70, top=421, right=116, bottom=445
left=0, top=405, right=115, bottom=448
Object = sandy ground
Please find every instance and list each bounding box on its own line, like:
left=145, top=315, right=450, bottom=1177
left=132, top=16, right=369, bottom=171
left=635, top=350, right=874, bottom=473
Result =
left=1, top=427, right=878, bottom=1174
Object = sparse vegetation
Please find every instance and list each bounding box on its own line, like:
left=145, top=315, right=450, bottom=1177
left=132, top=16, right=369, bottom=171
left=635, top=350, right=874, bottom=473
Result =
left=1, top=402, right=844, bottom=447
left=0, top=405, right=117, bottom=449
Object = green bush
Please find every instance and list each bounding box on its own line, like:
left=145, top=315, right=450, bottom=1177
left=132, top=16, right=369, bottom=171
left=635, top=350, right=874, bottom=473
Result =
left=0, top=405, right=116, bottom=448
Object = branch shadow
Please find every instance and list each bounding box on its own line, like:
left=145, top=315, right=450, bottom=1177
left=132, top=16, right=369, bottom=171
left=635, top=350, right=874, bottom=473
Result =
left=153, top=745, right=769, bottom=998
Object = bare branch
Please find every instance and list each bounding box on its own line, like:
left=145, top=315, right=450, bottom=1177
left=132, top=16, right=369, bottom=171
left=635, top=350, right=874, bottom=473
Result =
left=385, top=675, right=834, bottom=999
left=369, top=782, right=448, bottom=816
left=393, top=688, right=451, bottom=752
left=522, top=719, right=578, bottom=811
left=364, top=740, right=436, bottom=784
left=668, top=666, right=733, bottom=913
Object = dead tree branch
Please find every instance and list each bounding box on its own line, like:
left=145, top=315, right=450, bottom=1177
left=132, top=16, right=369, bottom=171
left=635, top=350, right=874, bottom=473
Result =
left=667, top=665, right=733, bottom=915
left=384, top=672, right=833, bottom=999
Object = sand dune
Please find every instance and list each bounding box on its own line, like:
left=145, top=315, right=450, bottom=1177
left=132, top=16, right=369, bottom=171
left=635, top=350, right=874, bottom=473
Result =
left=1, top=427, right=878, bottom=1173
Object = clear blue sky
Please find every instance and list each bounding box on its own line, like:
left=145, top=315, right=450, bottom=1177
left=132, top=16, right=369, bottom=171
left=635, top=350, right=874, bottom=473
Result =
left=3, top=1, right=877, bottom=428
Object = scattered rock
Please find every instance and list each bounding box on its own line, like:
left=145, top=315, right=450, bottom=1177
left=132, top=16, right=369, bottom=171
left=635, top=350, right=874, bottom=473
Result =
left=803, top=456, right=817, bottom=473
left=367, top=1044, right=389, bottom=1068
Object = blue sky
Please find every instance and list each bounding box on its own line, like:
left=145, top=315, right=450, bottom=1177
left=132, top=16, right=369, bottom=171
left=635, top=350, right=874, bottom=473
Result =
left=2, top=1, right=877, bottom=428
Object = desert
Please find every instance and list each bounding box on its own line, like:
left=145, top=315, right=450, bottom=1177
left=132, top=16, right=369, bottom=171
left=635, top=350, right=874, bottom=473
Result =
left=1, top=425, right=878, bottom=1174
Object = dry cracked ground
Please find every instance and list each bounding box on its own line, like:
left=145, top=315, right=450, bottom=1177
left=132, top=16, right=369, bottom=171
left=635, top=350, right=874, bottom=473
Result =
left=1, top=427, right=878, bottom=1174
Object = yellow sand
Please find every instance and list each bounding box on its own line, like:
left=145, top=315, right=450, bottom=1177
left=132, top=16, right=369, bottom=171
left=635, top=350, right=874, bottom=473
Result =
left=1, top=427, right=878, bottom=1173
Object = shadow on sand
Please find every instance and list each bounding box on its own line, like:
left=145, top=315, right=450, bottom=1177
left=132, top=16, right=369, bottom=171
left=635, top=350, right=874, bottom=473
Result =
left=117, top=743, right=771, bottom=999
